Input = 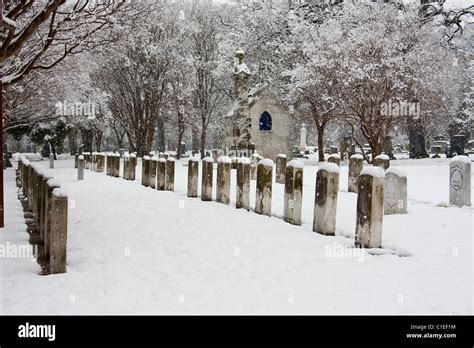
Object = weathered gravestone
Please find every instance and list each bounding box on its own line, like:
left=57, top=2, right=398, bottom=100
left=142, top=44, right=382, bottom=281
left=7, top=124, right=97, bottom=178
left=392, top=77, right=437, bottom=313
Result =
left=373, top=154, right=390, bottom=170
left=216, top=156, right=231, bottom=204
left=355, top=167, right=385, bottom=248
left=165, top=159, right=175, bottom=191
left=236, top=157, right=251, bottom=210
left=348, top=154, right=364, bottom=193
left=123, top=155, right=131, bottom=180
left=187, top=157, right=199, bottom=198
left=49, top=153, right=54, bottom=169
left=328, top=154, right=341, bottom=166
left=149, top=159, right=158, bottom=189
left=157, top=159, right=166, bottom=191
left=141, top=156, right=150, bottom=187
left=275, top=154, right=287, bottom=184
left=201, top=157, right=214, bottom=201
left=384, top=167, right=407, bottom=215
left=283, top=160, right=303, bottom=225
left=250, top=153, right=263, bottom=180
left=77, top=156, right=84, bottom=181
left=313, top=162, right=340, bottom=235
left=231, top=157, right=239, bottom=170
left=449, top=156, right=471, bottom=207
left=255, top=159, right=273, bottom=216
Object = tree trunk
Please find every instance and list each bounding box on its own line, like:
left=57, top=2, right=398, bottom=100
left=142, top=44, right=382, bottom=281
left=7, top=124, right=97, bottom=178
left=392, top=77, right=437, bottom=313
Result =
left=192, top=126, right=200, bottom=154
left=68, top=127, right=78, bottom=155
left=316, top=125, right=325, bottom=162
left=407, top=118, right=429, bottom=159
left=176, top=116, right=185, bottom=160
left=156, top=118, right=165, bottom=152
left=80, top=127, right=93, bottom=153
left=200, top=120, right=207, bottom=159
left=94, top=130, right=103, bottom=152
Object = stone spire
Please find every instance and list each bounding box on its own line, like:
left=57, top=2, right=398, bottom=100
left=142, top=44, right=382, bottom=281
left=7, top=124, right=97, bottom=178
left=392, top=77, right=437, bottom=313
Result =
left=233, top=50, right=252, bottom=151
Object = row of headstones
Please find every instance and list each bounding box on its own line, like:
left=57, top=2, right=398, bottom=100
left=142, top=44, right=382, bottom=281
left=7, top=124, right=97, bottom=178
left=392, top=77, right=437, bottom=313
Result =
left=186, top=154, right=406, bottom=248
left=343, top=153, right=471, bottom=208
left=17, top=157, right=68, bottom=275
left=141, top=156, right=176, bottom=191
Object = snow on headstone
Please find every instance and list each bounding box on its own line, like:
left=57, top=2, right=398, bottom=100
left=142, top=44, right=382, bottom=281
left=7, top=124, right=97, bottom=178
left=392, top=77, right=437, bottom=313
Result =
left=348, top=154, right=364, bottom=193
left=255, top=159, right=273, bottom=216
left=231, top=157, right=239, bottom=170
left=275, top=154, right=287, bottom=184
left=284, top=160, right=303, bottom=226
left=384, top=167, right=407, bottom=215
left=313, top=162, right=340, bottom=235
left=373, top=154, right=390, bottom=170
left=449, top=156, right=471, bottom=207
left=216, top=156, right=231, bottom=205
left=328, top=154, right=341, bottom=166
left=355, top=167, right=385, bottom=248
left=236, top=157, right=251, bottom=210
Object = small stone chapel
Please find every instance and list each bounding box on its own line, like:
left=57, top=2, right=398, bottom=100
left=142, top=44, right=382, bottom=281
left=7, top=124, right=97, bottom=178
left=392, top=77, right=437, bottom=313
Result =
left=223, top=50, right=292, bottom=159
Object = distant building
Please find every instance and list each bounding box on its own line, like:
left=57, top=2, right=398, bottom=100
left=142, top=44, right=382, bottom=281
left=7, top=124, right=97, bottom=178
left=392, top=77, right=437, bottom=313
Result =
left=223, top=51, right=292, bottom=160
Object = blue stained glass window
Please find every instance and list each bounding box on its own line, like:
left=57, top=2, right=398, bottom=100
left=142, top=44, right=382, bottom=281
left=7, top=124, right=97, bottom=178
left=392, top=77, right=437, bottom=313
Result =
left=259, top=111, right=272, bottom=131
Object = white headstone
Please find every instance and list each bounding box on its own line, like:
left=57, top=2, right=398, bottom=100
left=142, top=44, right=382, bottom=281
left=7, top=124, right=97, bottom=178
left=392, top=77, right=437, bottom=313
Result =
left=449, top=156, right=471, bottom=207
left=384, top=167, right=407, bottom=215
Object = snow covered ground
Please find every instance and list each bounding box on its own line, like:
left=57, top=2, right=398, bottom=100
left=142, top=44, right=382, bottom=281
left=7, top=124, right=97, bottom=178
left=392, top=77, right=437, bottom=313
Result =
left=0, top=156, right=472, bottom=314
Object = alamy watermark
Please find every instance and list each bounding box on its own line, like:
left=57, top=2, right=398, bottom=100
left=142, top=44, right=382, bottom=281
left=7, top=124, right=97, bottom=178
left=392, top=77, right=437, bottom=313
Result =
left=55, top=100, right=96, bottom=120
left=324, top=242, right=365, bottom=262
left=381, top=99, right=420, bottom=119
left=0, top=242, right=36, bottom=260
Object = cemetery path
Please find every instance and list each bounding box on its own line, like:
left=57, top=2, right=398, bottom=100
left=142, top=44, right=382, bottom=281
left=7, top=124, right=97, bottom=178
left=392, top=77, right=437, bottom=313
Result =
left=0, top=158, right=472, bottom=314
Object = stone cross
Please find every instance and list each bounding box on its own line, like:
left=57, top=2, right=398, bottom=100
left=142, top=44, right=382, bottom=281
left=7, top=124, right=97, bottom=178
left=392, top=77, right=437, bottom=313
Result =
left=355, top=167, right=385, bottom=248
left=313, top=163, right=340, bottom=235
left=283, top=160, right=303, bottom=225
left=449, top=156, right=471, bottom=207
